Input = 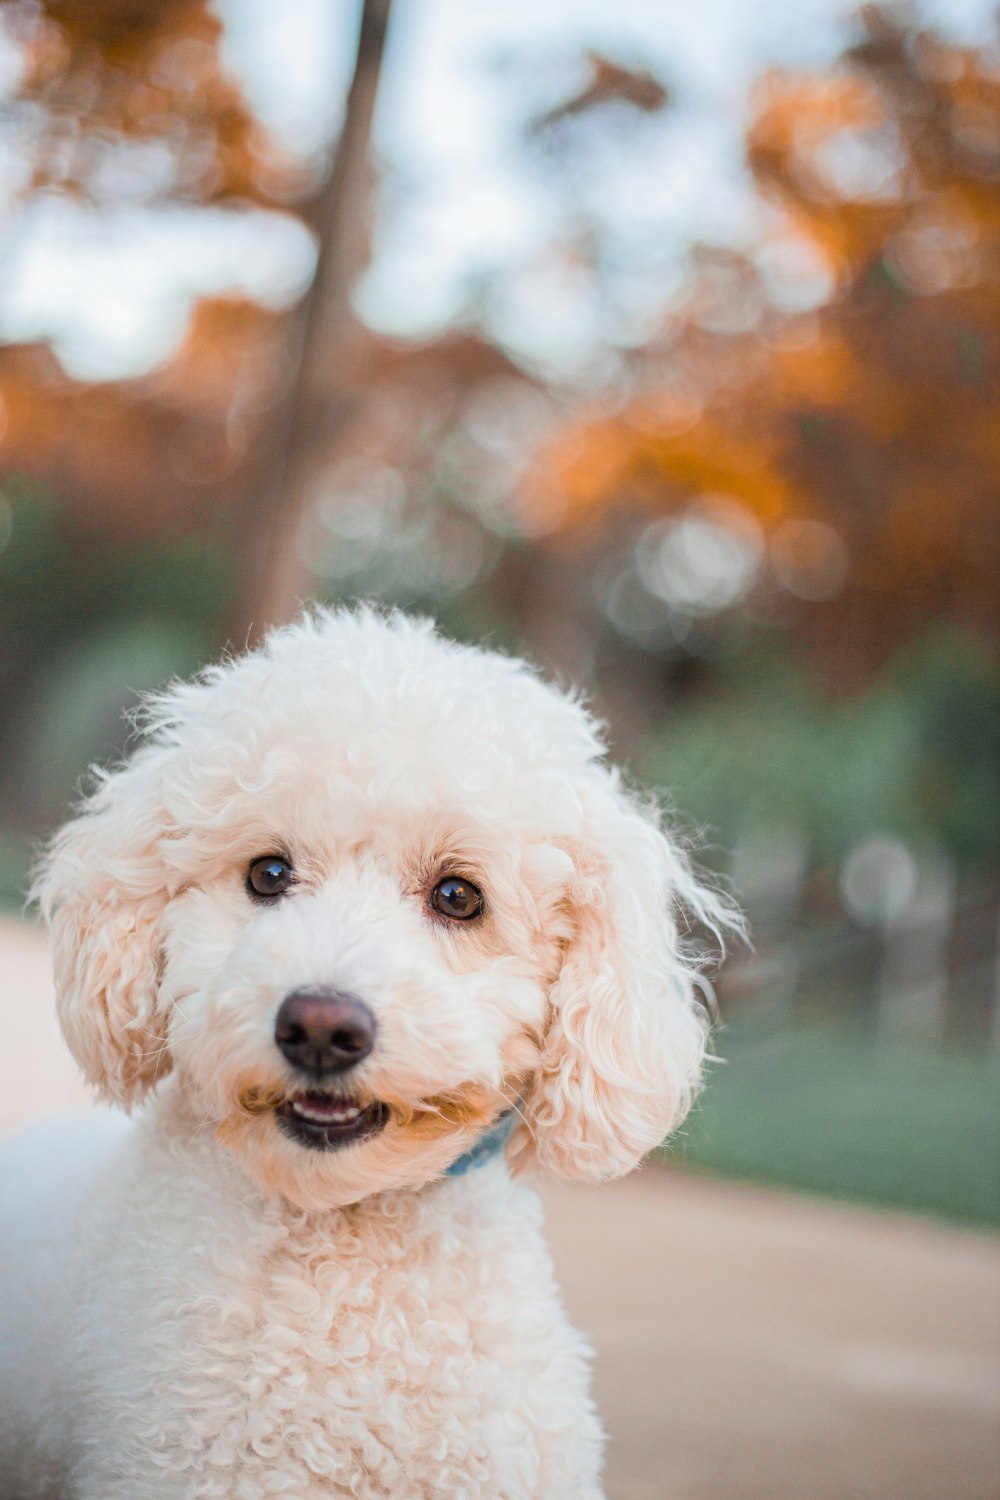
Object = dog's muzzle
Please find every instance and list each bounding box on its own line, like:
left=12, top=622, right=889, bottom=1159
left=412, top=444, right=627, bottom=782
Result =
left=273, top=987, right=387, bottom=1150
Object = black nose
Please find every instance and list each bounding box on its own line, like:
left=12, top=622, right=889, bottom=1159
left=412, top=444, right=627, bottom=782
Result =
left=274, top=988, right=376, bottom=1076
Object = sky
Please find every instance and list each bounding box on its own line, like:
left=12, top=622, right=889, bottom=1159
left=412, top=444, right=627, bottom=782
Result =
left=0, top=0, right=995, bottom=381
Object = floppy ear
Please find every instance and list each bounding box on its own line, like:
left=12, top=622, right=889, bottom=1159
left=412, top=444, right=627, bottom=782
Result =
left=519, top=774, right=733, bottom=1181
left=33, top=751, right=174, bottom=1110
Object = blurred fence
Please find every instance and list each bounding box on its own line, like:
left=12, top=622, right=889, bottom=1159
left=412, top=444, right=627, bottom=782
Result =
left=675, top=836, right=1000, bottom=1226
left=721, top=832, right=1000, bottom=1056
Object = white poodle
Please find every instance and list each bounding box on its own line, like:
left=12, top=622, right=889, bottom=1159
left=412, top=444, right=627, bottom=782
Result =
left=0, top=608, right=730, bottom=1499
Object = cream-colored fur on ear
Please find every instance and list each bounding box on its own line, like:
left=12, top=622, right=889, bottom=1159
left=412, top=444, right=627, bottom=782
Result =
left=519, top=772, right=734, bottom=1182
left=33, top=752, right=173, bottom=1109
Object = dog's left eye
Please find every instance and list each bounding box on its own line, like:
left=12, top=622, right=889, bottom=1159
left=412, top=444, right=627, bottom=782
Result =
left=247, top=855, right=294, bottom=900
left=431, top=876, right=484, bottom=921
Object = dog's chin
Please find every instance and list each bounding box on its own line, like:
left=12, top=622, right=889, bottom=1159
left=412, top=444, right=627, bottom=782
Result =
left=275, top=1092, right=390, bottom=1152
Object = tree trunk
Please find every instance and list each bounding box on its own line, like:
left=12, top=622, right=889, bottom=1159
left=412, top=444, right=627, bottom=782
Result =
left=226, top=0, right=393, bottom=648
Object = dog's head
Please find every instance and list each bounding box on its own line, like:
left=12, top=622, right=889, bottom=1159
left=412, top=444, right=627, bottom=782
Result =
left=35, top=609, right=733, bottom=1209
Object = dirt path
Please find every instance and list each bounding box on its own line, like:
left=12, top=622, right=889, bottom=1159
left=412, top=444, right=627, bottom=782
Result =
left=3, top=917, right=998, bottom=1499
left=543, top=1173, right=999, bottom=1500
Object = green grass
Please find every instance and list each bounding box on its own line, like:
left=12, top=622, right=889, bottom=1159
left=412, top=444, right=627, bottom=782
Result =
left=668, top=1015, right=1000, bottom=1226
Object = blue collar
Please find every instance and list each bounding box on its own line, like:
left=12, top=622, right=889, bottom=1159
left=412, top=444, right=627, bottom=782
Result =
left=444, top=1110, right=517, bottom=1178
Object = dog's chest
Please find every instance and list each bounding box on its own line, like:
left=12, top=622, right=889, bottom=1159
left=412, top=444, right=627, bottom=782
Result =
left=88, top=1174, right=591, bottom=1496
left=255, top=1204, right=501, bottom=1400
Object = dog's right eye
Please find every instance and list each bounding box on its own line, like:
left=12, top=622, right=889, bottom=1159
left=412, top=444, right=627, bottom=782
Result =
left=247, top=856, right=294, bottom=900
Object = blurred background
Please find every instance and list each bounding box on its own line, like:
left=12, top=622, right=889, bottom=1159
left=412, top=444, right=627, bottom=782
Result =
left=0, top=0, right=998, bottom=1222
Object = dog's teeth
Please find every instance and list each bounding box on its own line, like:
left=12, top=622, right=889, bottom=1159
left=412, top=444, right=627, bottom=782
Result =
left=290, top=1102, right=361, bottom=1124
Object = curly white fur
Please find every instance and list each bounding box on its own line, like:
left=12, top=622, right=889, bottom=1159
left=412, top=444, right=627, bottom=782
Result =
left=0, top=608, right=733, bottom=1499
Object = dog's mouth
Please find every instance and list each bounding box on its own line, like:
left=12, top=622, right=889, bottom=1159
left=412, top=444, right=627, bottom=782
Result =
left=275, top=1092, right=389, bottom=1152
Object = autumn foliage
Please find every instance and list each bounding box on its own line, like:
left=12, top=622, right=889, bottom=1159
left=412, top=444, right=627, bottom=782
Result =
left=0, top=3, right=997, bottom=685
left=5, top=0, right=298, bottom=204
left=524, top=8, right=1000, bottom=677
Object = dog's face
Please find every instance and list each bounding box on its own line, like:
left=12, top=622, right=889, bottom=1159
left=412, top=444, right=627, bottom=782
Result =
left=37, top=611, right=728, bottom=1209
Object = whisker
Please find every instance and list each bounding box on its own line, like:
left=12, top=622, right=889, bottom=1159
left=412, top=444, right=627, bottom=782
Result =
left=163, top=989, right=191, bottom=1023
left=138, top=1044, right=172, bottom=1074
left=507, top=1102, right=536, bottom=1145
left=136, top=995, right=235, bottom=1060
left=497, top=1086, right=537, bottom=1144
left=135, top=1029, right=203, bottom=1059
